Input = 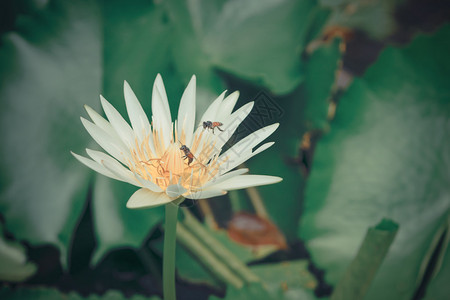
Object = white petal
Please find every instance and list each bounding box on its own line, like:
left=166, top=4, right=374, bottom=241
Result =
left=166, top=183, right=188, bottom=198
left=213, top=101, right=255, bottom=152
left=177, top=75, right=196, bottom=147
left=185, top=189, right=227, bottom=200
left=71, top=151, right=121, bottom=181
left=134, top=175, right=164, bottom=193
left=81, top=117, right=129, bottom=164
left=216, top=91, right=239, bottom=122
left=220, top=142, right=275, bottom=175
left=101, top=158, right=141, bottom=187
left=100, top=95, right=136, bottom=148
left=85, top=148, right=131, bottom=178
left=84, top=105, right=120, bottom=140
left=203, top=168, right=249, bottom=188
left=98, top=157, right=162, bottom=192
left=124, top=81, right=151, bottom=141
left=220, top=123, right=279, bottom=165
left=100, top=158, right=162, bottom=192
left=208, top=175, right=282, bottom=191
left=152, top=74, right=172, bottom=147
left=198, top=90, right=226, bottom=126
left=126, top=188, right=173, bottom=209
left=191, top=91, right=226, bottom=151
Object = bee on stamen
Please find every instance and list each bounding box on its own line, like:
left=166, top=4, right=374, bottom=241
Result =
left=179, top=143, right=205, bottom=168
left=201, top=121, right=224, bottom=134
left=180, top=144, right=195, bottom=165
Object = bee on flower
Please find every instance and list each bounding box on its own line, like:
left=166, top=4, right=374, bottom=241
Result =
left=201, top=121, right=224, bottom=133
left=72, top=74, right=281, bottom=209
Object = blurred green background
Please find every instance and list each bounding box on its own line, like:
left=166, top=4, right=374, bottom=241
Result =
left=0, top=0, right=449, bottom=299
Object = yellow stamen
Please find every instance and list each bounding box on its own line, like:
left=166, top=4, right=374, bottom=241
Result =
left=126, top=128, right=226, bottom=194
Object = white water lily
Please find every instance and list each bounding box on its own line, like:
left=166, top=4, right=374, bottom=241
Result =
left=72, top=74, right=282, bottom=209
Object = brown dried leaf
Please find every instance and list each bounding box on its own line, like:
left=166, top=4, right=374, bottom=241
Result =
left=227, top=212, right=287, bottom=250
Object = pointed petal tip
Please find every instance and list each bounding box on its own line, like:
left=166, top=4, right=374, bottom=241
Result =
left=126, top=199, right=144, bottom=210
left=185, top=75, right=196, bottom=90
left=230, top=90, right=240, bottom=97
left=239, top=101, right=254, bottom=112
left=273, top=176, right=283, bottom=183
left=85, top=148, right=95, bottom=155
left=262, top=123, right=279, bottom=132
left=80, top=116, right=95, bottom=129
left=261, top=141, right=276, bottom=151
left=71, top=151, right=86, bottom=161
left=71, top=151, right=84, bottom=162
left=84, top=105, right=96, bottom=116
left=153, top=74, right=167, bottom=94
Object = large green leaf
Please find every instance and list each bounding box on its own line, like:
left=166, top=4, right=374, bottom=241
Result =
left=0, top=0, right=101, bottom=266
left=166, top=0, right=322, bottom=95
left=299, top=25, right=450, bottom=300
left=0, top=286, right=160, bottom=300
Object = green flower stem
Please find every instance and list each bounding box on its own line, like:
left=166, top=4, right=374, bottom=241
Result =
left=163, top=202, right=180, bottom=300
left=176, top=222, right=244, bottom=288
left=182, top=209, right=260, bottom=283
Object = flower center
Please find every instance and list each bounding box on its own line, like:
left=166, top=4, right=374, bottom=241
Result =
left=126, top=130, right=228, bottom=194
